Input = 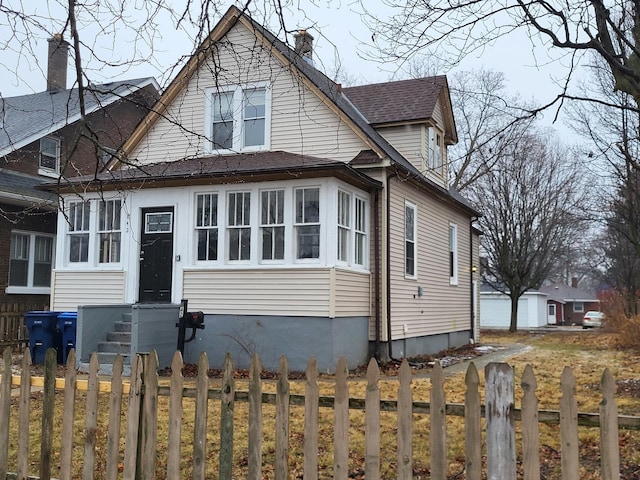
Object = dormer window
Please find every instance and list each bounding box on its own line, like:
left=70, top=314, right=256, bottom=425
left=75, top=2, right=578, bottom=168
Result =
left=206, top=84, right=270, bottom=152
left=426, top=127, right=443, bottom=173
left=39, top=137, right=60, bottom=176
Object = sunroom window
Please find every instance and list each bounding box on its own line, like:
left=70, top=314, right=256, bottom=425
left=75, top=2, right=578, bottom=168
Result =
left=337, top=191, right=351, bottom=262
left=261, top=189, right=285, bottom=261
left=68, top=201, right=90, bottom=263
left=227, top=192, right=251, bottom=261
left=196, top=193, right=218, bottom=261
left=99, top=199, right=121, bottom=263
left=295, top=187, right=320, bottom=260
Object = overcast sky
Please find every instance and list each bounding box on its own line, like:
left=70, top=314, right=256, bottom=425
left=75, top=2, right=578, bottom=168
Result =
left=0, top=1, right=583, bottom=136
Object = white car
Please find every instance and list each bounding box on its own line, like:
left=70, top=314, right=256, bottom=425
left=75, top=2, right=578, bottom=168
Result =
left=583, top=311, right=604, bottom=329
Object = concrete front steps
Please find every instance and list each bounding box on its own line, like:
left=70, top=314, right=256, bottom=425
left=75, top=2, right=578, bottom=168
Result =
left=79, top=313, right=132, bottom=375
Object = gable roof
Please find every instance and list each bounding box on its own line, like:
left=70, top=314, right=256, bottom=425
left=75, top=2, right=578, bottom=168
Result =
left=117, top=5, right=476, bottom=216
left=342, top=77, right=458, bottom=143
left=539, top=284, right=599, bottom=303
left=0, top=77, right=158, bottom=157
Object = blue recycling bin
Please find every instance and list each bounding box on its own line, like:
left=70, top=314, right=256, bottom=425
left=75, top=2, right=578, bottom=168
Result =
left=25, top=311, right=61, bottom=364
left=57, top=312, right=77, bottom=363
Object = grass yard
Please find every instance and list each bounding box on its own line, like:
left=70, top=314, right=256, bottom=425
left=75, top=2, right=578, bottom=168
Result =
left=7, top=328, right=640, bottom=479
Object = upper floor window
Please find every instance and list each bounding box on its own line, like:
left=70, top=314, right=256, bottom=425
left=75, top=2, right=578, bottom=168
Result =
left=196, top=193, right=218, bottom=261
left=449, top=223, right=458, bottom=285
left=295, top=187, right=320, bottom=260
left=39, top=137, right=60, bottom=176
left=8, top=231, right=54, bottom=292
left=261, top=189, right=285, bottom=261
left=206, top=84, right=270, bottom=152
left=405, top=201, right=417, bottom=278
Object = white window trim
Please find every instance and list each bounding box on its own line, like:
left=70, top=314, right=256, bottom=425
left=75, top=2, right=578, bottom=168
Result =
left=6, top=230, right=55, bottom=294
left=39, top=136, right=61, bottom=178
left=259, top=188, right=286, bottom=264
left=195, top=192, right=220, bottom=263
left=204, top=82, right=271, bottom=154
left=337, top=190, right=351, bottom=265
left=573, top=302, right=584, bottom=313
left=353, top=195, right=368, bottom=268
left=405, top=201, right=417, bottom=279
left=189, top=179, right=368, bottom=271
left=62, top=197, right=125, bottom=269
left=449, top=223, right=458, bottom=285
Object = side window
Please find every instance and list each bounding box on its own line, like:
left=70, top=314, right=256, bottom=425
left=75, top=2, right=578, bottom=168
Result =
left=405, top=202, right=417, bottom=278
left=354, top=197, right=367, bottom=267
left=196, top=193, right=219, bottom=261
left=295, top=187, right=320, bottom=260
left=40, top=137, right=60, bottom=175
left=449, top=223, right=458, bottom=285
left=98, top=199, right=121, bottom=263
left=227, top=192, right=251, bottom=261
left=260, top=189, right=285, bottom=261
left=67, top=201, right=91, bottom=263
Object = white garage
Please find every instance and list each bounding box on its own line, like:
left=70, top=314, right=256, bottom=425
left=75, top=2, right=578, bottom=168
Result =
left=480, top=286, right=549, bottom=329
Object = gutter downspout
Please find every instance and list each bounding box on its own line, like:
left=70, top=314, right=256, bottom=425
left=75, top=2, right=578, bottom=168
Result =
left=470, top=216, right=478, bottom=343
left=373, top=188, right=382, bottom=360
left=386, top=171, right=399, bottom=361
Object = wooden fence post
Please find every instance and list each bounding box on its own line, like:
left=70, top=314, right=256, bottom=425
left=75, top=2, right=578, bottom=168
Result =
left=521, top=365, right=540, bottom=480
left=560, top=366, right=579, bottom=480
left=365, top=358, right=380, bottom=480
left=303, top=357, right=319, bottom=480
left=485, top=362, right=516, bottom=480
left=334, top=356, right=349, bottom=480
left=166, top=351, right=184, bottom=479
left=465, top=363, right=482, bottom=480
left=600, top=368, right=620, bottom=480
left=0, top=347, right=11, bottom=480
left=248, top=353, right=263, bottom=480
left=275, top=355, right=290, bottom=480
left=430, top=361, right=446, bottom=480
left=397, top=359, right=413, bottom=480
left=219, top=353, right=235, bottom=479
left=193, top=351, right=210, bottom=480
left=39, top=348, right=57, bottom=480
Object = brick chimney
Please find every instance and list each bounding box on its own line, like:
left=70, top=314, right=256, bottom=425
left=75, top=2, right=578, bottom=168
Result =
left=571, top=277, right=578, bottom=288
left=294, top=30, right=314, bottom=64
left=47, top=33, right=69, bottom=91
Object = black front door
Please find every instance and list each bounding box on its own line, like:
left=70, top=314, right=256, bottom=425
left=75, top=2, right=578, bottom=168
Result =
left=138, top=207, right=174, bottom=303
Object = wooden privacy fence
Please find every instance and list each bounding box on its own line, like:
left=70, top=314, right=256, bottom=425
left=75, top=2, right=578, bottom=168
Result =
left=0, top=302, right=47, bottom=349
left=0, top=347, right=639, bottom=480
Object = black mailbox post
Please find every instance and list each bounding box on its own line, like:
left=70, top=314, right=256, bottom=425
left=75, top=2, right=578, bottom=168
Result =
left=176, top=299, right=205, bottom=355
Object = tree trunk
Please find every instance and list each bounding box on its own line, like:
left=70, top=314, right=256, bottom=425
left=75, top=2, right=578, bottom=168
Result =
left=509, top=295, right=519, bottom=332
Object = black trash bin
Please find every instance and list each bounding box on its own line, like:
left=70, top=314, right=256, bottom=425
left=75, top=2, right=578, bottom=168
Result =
left=57, top=312, right=78, bottom=363
left=25, top=311, right=61, bottom=364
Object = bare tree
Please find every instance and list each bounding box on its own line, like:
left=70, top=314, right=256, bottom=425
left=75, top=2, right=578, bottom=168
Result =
left=470, top=132, right=588, bottom=332
left=360, top=1, right=640, bottom=112
left=447, top=68, right=534, bottom=191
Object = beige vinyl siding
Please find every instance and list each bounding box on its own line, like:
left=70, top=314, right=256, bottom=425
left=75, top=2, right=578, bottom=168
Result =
left=388, top=178, right=471, bottom=338
left=51, top=270, right=125, bottom=311
left=333, top=269, right=371, bottom=317
left=376, top=124, right=423, bottom=172
left=130, top=23, right=368, bottom=165
left=183, top=268, right=333, bottom=316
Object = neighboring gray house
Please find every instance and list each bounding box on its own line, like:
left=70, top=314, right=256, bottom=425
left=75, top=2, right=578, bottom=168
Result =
left=480, top=284, right=549, bottom=329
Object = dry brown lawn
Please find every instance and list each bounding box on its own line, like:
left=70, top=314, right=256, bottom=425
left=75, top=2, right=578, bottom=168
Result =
left=7, top=328, right=640, bottom=479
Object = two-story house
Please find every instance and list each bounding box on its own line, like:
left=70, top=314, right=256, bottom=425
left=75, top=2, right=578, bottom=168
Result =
left=0, top=34, right=158, bottom=325
left=44, top=7, right=481, bottom=372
